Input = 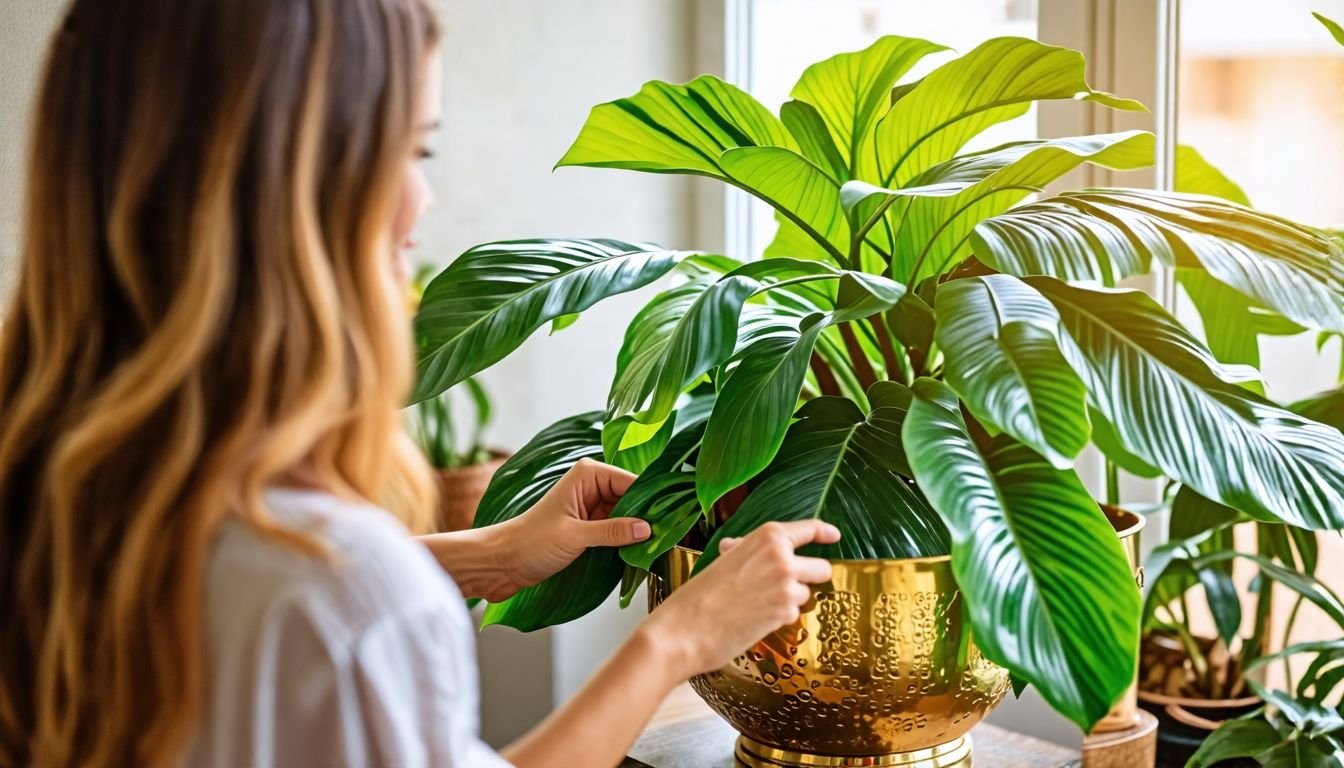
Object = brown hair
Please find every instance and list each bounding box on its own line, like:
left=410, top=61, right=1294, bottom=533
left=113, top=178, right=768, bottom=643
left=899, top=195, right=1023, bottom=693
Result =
left=0, top=0, right=439, bottom=764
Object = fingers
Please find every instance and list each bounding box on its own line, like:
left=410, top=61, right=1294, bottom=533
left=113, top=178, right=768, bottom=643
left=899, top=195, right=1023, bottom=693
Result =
left=791, top=555, right=833, bottom=584
left=567, top=458, right=637, bottom=520
left=764, top=519, right=842, bottom=548
left=584, top=516, right=651, bottom=548
left=717, top=536, right=740, bottom=553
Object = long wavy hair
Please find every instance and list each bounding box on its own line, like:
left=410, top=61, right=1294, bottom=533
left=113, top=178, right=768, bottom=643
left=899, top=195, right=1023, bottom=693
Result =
left=0, top=0, right=439, bottom=764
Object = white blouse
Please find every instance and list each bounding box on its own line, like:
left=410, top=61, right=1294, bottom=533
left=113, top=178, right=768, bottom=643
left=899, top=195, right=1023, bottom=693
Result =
left=185, top=488, right=513, bottom=768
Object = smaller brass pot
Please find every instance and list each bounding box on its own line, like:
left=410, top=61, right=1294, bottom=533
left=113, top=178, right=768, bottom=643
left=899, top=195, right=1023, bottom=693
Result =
left=649, top=549, right=1010, bottom=767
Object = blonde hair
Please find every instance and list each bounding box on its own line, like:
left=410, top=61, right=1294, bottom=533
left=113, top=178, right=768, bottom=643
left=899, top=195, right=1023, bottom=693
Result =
left=0, top=0, right=439, bottom=764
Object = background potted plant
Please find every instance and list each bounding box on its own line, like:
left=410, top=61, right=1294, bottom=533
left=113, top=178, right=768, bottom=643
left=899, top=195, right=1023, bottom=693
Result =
left=1145, top=14, right=1344, bottom=767
left=412, top=33, right=1344, bottom=763
left=408, top=265, right=508, bottom=532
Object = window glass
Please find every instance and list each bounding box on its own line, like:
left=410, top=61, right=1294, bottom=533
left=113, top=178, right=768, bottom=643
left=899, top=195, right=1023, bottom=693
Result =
left=744, top=0, right=1039, bottom=257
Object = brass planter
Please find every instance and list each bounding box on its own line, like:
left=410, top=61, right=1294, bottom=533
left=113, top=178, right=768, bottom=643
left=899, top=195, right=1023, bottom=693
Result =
left=649, top=549, right=1009, bottom=767
left=648, top=507, right=1147, bottom=768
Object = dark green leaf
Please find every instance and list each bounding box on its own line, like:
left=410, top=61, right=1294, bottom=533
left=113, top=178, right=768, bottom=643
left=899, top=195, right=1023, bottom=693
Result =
left=1186, top=718, right=1283, bottom=768
left=414, top=239, right=684, bottom=402
left=475, top=412, right=619, bottom=631
left=1031, top=277, right=1344, bottom=530
left=696, top=314, right=828, bottom=510
left=696, top=383, right=950, bottom=569
left=1169, top=485, right=1244, bottom=540
left=1198, top=566, right=1242, bottom=646
left=614, top=420, right=710, bottom=572
left=935, top=275, right=1089, bottom=467
left=903, top=378, right=1139, bottom=731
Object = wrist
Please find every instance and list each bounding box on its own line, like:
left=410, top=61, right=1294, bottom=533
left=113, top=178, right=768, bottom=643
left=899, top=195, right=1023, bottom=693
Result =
left=634, top=604, right=699, bottom=685
left=422, top=523, right=521, bottom=602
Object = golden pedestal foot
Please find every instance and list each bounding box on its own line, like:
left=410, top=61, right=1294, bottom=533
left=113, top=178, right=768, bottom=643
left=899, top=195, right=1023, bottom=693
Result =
left=734, top=735, right=973, bottom=768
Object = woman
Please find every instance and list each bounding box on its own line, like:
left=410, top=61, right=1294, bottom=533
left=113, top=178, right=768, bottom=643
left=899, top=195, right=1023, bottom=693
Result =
left=0, top=0, right=839, bottom=766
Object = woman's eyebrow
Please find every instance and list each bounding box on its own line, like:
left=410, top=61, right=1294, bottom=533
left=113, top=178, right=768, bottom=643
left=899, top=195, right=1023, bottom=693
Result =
left=418, top=118, right=442, bottom=131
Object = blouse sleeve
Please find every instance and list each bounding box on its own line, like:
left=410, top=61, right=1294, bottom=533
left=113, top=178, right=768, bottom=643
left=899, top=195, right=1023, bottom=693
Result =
left=351, top=596, right=515, bottom=768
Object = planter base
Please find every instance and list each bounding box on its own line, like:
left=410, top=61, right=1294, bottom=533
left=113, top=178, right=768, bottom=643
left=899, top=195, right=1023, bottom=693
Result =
left=734, top=735, right=971, bottom=768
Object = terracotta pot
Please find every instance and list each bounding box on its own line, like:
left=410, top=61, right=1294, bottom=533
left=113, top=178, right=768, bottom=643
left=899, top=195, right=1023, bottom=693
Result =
left=433, top=450, right=508, bottom=532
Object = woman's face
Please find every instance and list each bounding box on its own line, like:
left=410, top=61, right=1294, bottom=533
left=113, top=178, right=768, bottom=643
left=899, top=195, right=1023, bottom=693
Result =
left=391, top=49, right=443, bottom=282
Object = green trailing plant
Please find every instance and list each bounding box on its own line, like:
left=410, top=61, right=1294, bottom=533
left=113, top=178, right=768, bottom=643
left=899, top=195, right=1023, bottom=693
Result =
left=407, top=265, right=494, bottom=470
left=412, top=35, right=1344, bottom=732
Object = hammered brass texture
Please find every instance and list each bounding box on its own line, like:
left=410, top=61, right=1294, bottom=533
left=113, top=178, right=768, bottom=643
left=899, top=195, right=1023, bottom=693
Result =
left=649, top=550, right=1010, bottom=761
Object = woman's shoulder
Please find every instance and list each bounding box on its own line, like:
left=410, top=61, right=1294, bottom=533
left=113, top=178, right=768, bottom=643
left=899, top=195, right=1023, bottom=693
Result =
left=206, top=488, right=463, bottom=646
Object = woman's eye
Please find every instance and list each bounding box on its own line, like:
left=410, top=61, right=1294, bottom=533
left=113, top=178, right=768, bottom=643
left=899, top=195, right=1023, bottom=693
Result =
left=417, top=146, right=436, bottom=161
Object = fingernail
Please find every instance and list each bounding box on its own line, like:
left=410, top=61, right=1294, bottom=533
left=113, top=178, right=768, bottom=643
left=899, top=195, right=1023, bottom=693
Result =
left=824, top=523, right=841, bottom=537
left=632, top=520, right=651, bottom=540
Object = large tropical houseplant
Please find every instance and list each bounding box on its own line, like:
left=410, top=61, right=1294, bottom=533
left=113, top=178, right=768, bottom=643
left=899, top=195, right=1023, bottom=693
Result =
left=412, top=35, right=1344, bottom=733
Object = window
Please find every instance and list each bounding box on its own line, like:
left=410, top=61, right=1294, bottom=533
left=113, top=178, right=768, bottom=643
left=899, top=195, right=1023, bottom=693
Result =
left=734, top=0, right=1042, bottom=260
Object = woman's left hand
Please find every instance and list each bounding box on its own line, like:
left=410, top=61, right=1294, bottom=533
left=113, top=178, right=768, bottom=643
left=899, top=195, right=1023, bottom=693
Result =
left=499, top=458, right=645, bottom=591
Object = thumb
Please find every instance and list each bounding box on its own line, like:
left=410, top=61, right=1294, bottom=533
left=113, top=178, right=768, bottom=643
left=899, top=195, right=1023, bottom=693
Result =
left=584, top=517, right=651, bottom=548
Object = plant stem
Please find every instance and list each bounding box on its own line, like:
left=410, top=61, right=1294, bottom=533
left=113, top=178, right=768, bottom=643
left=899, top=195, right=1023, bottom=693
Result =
left=809, top=352, right=842, bottom=397
left=1105, top=459, right=1120, bottom=506
left=1282, top=595, right=1305, bottom=689
left=838, top=322, right=879, bottom=391
left=875, top=317, right=904, bottom=383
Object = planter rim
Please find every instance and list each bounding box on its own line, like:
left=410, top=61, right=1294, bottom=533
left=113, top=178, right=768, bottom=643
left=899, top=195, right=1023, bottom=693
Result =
left=675, top=503, right=1146, bottom=566
left=1136, top=688, right=1262, bottom=709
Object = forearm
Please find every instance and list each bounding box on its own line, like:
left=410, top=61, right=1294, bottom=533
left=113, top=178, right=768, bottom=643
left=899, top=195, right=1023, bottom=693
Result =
left=501, top=623, right=687, bottom=768
left=417, top=522, right=519, bottom=601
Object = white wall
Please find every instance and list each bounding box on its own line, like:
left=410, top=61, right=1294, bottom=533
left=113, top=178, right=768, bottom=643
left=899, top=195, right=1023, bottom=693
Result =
left=0, top=1, right=62, bottom=302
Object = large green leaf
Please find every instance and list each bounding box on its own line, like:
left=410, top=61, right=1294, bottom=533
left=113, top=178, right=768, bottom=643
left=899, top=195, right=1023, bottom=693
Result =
left=613, top=421, right=708, bottom=572
left=1031, top=277, right=1344, bottom=530
left=696, top=314, right=829, bottom=510
left=790, top=35, right=948, bottom=180
left=413, top=239, right=684, bottom=402
left=975, top=191, right=1344, bottom=333
left=871, top=132, right=1154, bottom=282
left=903, top=378, right=1139, bottom=731
left=606, top=269, right=758, bottom=424
left=556, top=75, right=794, bottom=176
left=872, top=37, right=1144, bottom=189
left=696, top=382, right=950, bottom=569
left=608, top=259, right=897, bottom=426
left=935, top=274, right=1089, bottom=468
left=719, top=147, right=849, bottom=258
left=474, top=412, right=618, bottom=631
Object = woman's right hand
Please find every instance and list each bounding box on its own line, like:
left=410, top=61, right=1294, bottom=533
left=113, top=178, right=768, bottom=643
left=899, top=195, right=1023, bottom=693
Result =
left=642, top=520, right=840, bottom=679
